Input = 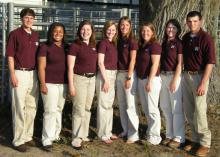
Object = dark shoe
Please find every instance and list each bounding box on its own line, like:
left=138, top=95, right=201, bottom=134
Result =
left=194, top=145, right=209, bottom=157
left=161, top=138, right=172, bottom=146
left=184, top=142, right=199, bottom=152
left=26, top=140, right=36, bottom=147
left=168, top=140, right=182, bottom=148
left=14, top=144, right=28, bottom=152
left=42, top=145, right=53, bottom=152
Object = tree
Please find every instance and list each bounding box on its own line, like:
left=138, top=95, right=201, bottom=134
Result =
left=139, top=0, right=220, bottom=105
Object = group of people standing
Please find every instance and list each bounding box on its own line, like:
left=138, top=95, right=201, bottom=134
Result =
left=6, top=7, right=215, bottom=157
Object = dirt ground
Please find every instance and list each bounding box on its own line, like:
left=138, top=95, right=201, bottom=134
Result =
left=0, top=100, right=220, bottom=157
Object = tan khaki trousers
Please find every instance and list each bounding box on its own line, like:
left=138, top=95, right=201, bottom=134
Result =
left=71, top=74, right=95, bottom=143
left=182, top=73, right=211, bottom=147
left=11, top=70, right=39, bottom=146
left=96, top=70, right=117, bottom=140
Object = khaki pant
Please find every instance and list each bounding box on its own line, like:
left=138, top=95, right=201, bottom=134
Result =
left=71, top=74, right=95, bottom=143
left=96, top=70, right=117, bottom=140
left=160, top=74, right=185, bottom=143
left=41, top=83, right=67, bottom=146
left=116, top=71, right=139, bottom=141
left=138, top=76, right=161, bottom=144
left=182, top=73, right=211, bottom=147
left=11, top=70, right=39, bottom=146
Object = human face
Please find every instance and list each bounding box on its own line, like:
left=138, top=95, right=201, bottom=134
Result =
left=186, top=16, right=202, bottom=34
left=21, top=15, right=34, bottom=29
left=141, top=26, right=153, bottom=43
left=166, top=23, right=177, bottom=40
left=106, top=25, right=116, bottom=41
left=120, top=20, right=130, bottom=37
left=80, top=24, right=92, bottom=42
left=53, top=26, right=64, bottom=43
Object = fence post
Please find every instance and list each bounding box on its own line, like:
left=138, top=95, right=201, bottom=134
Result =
left=8, top=2, right=14, bottom=33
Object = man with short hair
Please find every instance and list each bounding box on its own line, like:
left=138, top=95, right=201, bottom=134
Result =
left=182, top=11, right=216, bottom=157
left=6, top=8, right=39, bottom=152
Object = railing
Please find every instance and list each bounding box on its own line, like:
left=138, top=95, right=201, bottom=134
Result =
left=0, top=2, right=139, bottom=104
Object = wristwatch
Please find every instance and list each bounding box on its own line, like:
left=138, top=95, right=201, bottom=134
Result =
left=126, top=76, right=131, bottom=80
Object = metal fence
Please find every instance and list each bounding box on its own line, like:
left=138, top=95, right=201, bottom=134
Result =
left=0, top=2, right=139, bottom=104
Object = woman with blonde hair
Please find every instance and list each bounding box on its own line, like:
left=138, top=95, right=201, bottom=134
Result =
left=96, top=20, right=118, bottom=144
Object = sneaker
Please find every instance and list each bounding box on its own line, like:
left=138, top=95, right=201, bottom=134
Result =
left=161, top=138, right=172, bottom=146
left=147, top=136, right=162, bottom=145
left=194, top=145, right=210, bottom=157
left=14, top=144, right=28, bottom=152
left=71, top=140, right=82, bottom=150
left=168, top=140, right=182, bottom=148
left=42, top=145, right=53, bottom=152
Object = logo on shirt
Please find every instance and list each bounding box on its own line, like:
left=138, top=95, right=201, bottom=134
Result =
left=35, top=42, right=39, bottom=46
left=144, top=48, right=149, bottom=53
left=194, top=46, right=199, bottom=52
left=123, top=44, right=128, bottom=48
left=171, top=45, right=175, bottom=49
left=92, top=47, right=96, bottom=51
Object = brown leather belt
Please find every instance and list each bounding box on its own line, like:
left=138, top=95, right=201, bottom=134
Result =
left=15, top=68, right=35, bottom=71
left=75, top=73, right=95, bottom=78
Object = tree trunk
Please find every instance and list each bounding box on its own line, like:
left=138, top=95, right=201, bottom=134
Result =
left=139, top=0, right=220, bottom=105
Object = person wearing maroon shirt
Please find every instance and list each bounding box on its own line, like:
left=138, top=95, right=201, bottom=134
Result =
left=96, top=20, right=118, bottom=144
left=136, top=22, right=162, bottom=145
left=160, top=19, right=185, bottom=148
left=68, top=20, right=97, bottom=150
left=182, top=11, right=216, bottom=157
left=38, top=22, right=68, bottom=151
left=116, top=16, right=139, bottom=144
left=6, top=8, right=39, bottom=152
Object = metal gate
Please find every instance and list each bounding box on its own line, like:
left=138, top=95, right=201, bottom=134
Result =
left=0, top=2, right=139, bottom=104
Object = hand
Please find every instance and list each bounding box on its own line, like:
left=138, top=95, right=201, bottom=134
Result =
left=40, top=84, right=48, bottom=95
left=145, top=80, right=152, bottom=92
left=125, top=80, right=131, bottom=89
left=10, top=74, right=18, bottom=88
left=169, top=80, right=176, bottom=93
left=69, top=85, right=76, bottom=96
left=196, top=82, right=206, bottom=96
left=102, top=81, right=109, bottom=93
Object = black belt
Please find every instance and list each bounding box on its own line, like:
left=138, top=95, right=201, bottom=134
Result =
left=15, top=67, right=35, bottom=71
left=185, top=71, right=203, bottom=75
left=75, top=73, right=96, bottom=78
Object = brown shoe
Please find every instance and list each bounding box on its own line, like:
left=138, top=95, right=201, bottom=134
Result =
left=26, top=140, right=36, bottom=147
left=194, top=145, right=209, bottom=157
left=168, top=140, right=181, bottom=148
left=161, top=138, right=171, bottom=146
left=14, top=144, right=28, bottom=152
left=184, top=142, right=199, bottom=152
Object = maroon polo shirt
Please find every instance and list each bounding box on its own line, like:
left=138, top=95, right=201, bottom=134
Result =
left=161, top=38, right=182, bottom=71
left=97, top=39, right=117, bottom=70
left=182, top=29, right=216, bottom=71
left=38, top=43, right=68, bottom=84
left=68, top=41, right=97, bottom=74
left=117, top=38, right=138, bottom=70
left=136, top=42, right=162, bottom=79
left=6, top=27, right=39, bottom=69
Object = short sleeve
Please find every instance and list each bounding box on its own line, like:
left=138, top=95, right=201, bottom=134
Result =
left=38, top=44, right=48, bottom=57
left=68, top=43, right=78, bottom=56
left=204, top=35, right=216, bottom=64
left=6, top=31, right=16, bottom=57
left=151, top=42, right=162, bottom=55
left=130, top=39, right=138, bottom=51
left=177, top=40, right=183, bottom=54
left=97, top=40, right=107, bottom=54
